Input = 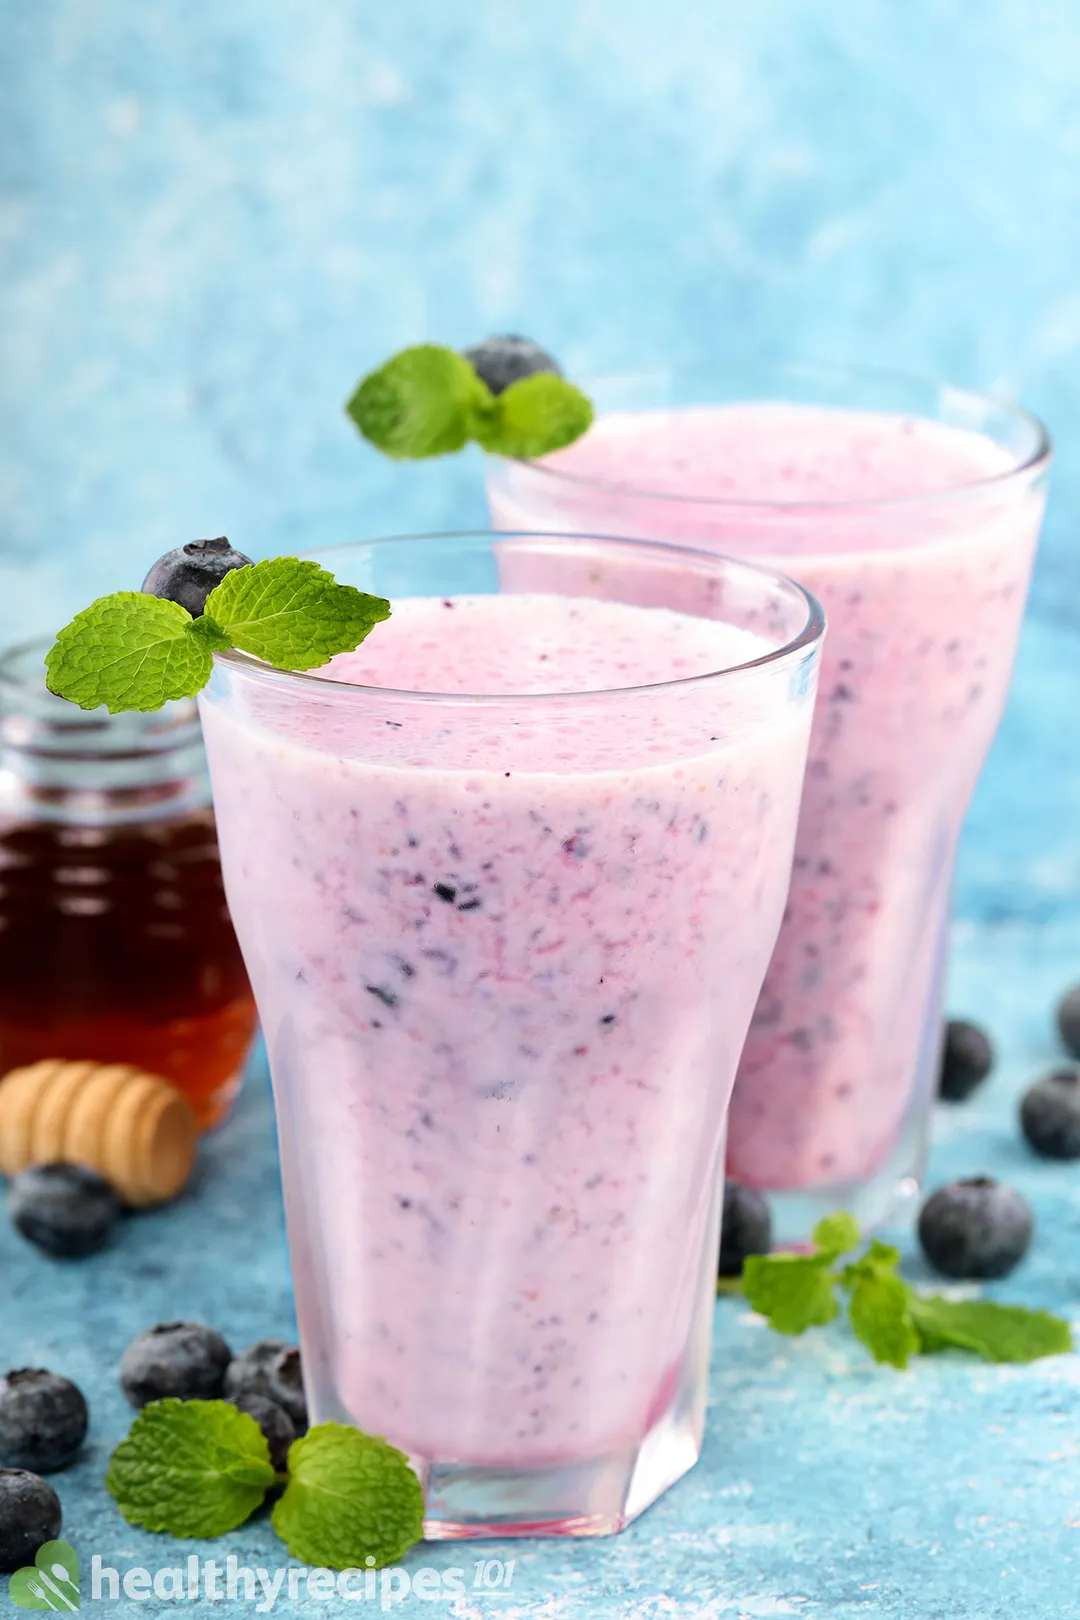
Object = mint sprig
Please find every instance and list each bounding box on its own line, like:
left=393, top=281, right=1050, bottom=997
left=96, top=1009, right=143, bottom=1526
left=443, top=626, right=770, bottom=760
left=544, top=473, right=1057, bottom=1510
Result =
left=272, top=1423, right=425, bottom=1570
left=45, top=557, right=390, bottom=714
left=739, top=1214, right=1072, bottom=1368
left=105, top=1399, right=277, bottom=1538
left=346, top=343, right=593, bottom=460
left=106, top=1401, right=424, bottom=1569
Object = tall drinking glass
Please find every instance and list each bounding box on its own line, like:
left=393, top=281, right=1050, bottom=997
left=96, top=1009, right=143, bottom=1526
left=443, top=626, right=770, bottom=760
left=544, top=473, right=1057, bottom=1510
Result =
left=487, top=368, right=1050, bottom=1239
left=199, top=531, right=822, bottom=1537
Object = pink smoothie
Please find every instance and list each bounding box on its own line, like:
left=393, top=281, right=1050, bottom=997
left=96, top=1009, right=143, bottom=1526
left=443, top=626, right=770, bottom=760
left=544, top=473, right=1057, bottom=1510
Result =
left=489, top=404, right=1046, bottom=1199
left=200, top=590, right=815, bottom=1468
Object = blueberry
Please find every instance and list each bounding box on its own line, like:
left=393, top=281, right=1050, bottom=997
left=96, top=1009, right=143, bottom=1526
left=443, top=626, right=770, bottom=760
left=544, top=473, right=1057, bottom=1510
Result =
left=224, top=1340, right=308, bottom=1432
left=1020, top=1067, right=1080, bottom=1159
left=120, top=1322, right=233, bottom=1409
left=718, top=1182, right=772, bottom=1277
left=8, top=1164, right=120, bottom=1259
left=0, top=1371, right=88, bottom=1474
left=0, top=1470, right=62, bottom=1573
left=141, top=537, right=252, bottom=618
left=230, top=1393, right=295, bottom=1472
left=1057, top=983, right=1080, bottom=1059
left=462, top=334, right=562, bottom=397
left=917, top=1176, right=1033, bottom=1280
left=938, top=1019, right=994, bottom=1103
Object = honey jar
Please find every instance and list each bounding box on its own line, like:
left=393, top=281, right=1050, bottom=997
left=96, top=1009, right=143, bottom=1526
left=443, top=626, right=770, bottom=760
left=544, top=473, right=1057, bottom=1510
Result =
left=0, top=638, right=257, bottom=1130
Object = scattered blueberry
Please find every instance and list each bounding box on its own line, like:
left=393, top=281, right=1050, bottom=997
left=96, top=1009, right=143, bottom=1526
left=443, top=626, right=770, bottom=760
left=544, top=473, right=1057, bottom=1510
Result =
left=1057, top=983, right=1080, bottom=1060
left=7, top=1164, right=120, bottom=1258
left=462, top=334, right=562, bottom=397
left=224, top=1340, right=308, bottom=1432
left=0, top=1371, right=88, bottom=1473
left=141, top=537, right=252, bottom=618
left=718, top=1182, right=772, bottom=1277
left=917, top=1176, right=1033, bottom=1280
left=0, top=1469, right=62, bottom=1572
left=1020, top=1067, right=1080, bottom=1160
left=938, top=1019, right=994, bottom=1103
left=230, top=1393, right=296, bottom=1473
left=120, top=1322, right=233, bottom=1409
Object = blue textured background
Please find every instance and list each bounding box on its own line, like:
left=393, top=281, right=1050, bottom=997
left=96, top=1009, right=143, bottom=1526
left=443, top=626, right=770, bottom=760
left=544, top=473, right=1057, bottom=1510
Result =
left=2, top=2, right=1080, bottom=1614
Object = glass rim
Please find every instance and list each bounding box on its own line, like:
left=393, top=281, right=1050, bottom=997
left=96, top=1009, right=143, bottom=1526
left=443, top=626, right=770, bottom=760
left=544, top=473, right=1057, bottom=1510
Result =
left=490, top=359, right=1052, bottom=515
left=215, top=529, right=825, bottom=706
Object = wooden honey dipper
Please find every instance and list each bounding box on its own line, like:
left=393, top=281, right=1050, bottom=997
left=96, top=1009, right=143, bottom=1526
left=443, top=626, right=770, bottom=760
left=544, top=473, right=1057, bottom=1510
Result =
left=0, top=1059, right=197, bottom=1206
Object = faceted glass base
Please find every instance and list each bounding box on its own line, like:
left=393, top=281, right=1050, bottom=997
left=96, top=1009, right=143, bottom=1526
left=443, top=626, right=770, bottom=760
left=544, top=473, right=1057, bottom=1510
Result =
left=419, top=1365, right=705, bottom=1540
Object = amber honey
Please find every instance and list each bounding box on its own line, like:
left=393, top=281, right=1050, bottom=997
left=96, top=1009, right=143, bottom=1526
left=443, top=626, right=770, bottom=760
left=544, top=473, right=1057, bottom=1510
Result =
left=0, top=640, right=257, bottom=1130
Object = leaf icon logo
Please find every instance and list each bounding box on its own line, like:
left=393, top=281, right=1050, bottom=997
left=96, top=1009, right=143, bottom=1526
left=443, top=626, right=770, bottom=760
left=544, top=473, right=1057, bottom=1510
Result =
left=8, top=1541, right=79, bottom=1610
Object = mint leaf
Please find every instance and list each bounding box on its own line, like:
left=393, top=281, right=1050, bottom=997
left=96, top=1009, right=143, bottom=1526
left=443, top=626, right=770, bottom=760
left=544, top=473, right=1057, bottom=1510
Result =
left=45, top=593, right=212, bottom=713
left=346, top=344, right=491, bottom=459
left=842, top=1243, right=920, bottom=1368
left=472, top=371, right=594, bottom=458
left=909, top=1295, right=1073, bottom=1363
left=205, top=557, right=390, bottom=671
left=106, top=1399, right=276, bottom=1537
left=272, top=1422, right=424, bottom=1571
left=742, top=1253, right=840, bottom=1335
left=346, top=344, right=594, bottom=460
left=812, top=1211, right=861, bottom=1260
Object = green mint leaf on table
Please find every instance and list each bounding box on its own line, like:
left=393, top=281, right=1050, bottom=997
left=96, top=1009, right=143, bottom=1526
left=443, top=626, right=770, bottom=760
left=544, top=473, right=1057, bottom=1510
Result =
left=203, top=557, right=390, bottom=670
left=272, top=1422, right=424, bottom=1571
left=908, top=1295, right=1072, bottom=1363
left=346, top=343, right=594, bottom=460
left=471, top=370, right=595, bottom=458
left=44, top=558, right=391, bottom=714
left=45, top=593, right=214, bottom=714
left=841, top=1241, right=920, bottom=1368
left=106, top=1399, right=276, bottom=1538
left=811, top=1210, right=861, bottom=1261
left=741, top=1253, right=840, bottom=1335
left=731, top=1211, right=1071, bottom=1368
left=346, top=344, right=490, bottom=458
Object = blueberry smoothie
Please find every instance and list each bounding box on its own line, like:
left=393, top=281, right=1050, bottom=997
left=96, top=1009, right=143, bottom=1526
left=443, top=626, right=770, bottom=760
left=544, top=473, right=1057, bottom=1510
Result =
left=488, top=393, right=1049, bottom=1225
left=199, top=537, right=821, bottom=1533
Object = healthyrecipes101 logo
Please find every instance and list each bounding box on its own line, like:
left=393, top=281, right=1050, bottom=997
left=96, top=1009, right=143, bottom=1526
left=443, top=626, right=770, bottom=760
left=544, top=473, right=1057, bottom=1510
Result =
left=8, top=1541, right=80, bottom=1610
left=8, top=1547, right=520, bottom=1611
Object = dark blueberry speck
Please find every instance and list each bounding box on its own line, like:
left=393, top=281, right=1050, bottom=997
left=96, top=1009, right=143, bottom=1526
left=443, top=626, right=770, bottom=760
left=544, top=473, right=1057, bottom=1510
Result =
left=434, top=883, right=457, bottom=904
left=366, top=984, right=398, bottom=1009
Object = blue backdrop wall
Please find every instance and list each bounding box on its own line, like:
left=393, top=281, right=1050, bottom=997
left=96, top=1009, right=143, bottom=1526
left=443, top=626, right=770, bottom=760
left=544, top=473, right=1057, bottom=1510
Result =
left=1, top=0, right=1078, bottom=934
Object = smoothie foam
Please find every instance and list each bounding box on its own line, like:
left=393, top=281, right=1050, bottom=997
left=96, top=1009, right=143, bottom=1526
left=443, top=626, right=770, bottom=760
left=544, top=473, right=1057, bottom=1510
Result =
left=490, top=404, right=1045, bottom=1196
left=201, top=590, right=815, bottom=1467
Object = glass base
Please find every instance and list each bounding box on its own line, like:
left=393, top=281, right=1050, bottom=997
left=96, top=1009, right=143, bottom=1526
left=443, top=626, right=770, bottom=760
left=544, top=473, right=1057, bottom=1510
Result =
left=419, top=1391, right=703, bottom=1540
left=764, top=1101, right=931, bottom=1248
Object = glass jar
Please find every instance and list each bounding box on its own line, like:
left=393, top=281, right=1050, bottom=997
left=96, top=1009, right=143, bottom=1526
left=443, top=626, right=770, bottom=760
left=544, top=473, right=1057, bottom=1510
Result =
left=0, top=637, right=258, bottom=1130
